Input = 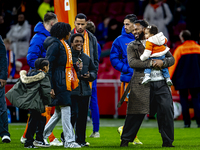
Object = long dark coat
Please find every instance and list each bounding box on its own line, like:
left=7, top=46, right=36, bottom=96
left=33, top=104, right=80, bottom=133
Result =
left=126, top=40, right=175, bottom=114
left=44, top=36, right=71, bottom=106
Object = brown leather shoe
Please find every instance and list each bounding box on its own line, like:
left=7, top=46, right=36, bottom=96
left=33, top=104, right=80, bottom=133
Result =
left=120, top=140, right=129, bottom=147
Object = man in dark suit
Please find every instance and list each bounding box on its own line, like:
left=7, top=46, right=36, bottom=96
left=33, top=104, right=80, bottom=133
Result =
left=0, top=35, right=11, bottom=143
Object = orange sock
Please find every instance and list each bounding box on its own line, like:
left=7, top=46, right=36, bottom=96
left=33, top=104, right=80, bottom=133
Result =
left=23, top=114, right=30, bottom=138
left=45, top=107, right=55, bottom=142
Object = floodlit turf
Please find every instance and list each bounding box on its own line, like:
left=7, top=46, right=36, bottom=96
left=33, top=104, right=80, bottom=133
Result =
left=0, top=119, right=200, bottom=149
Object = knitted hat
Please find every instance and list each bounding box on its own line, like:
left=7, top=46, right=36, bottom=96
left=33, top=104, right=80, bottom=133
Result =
left=34, top=58, right=49, bottom=70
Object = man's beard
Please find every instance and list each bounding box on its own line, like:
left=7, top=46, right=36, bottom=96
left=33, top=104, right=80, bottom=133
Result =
left=18, top=21, right=25, bottom=26
left=138, top=32, right=144, bottom=40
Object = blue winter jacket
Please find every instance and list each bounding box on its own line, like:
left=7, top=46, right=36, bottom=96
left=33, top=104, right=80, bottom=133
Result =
left=110, top=26, right=135, bottom=82
left=26, top=22, right=50, bottom=69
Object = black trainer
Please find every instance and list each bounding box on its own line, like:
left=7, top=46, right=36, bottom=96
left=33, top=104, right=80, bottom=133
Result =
left=33, top=140, right=50, bottom=147
left=24, top=145, right=38, bottom=148
left=120, top=140, right=129, bottom=147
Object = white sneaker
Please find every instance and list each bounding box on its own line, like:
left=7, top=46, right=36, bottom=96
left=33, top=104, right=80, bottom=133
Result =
left=44, top=139, right=49, bottom=145
left=166, top=78, right=173, bottom=86
left=20, top=136, right=26, bottom=144
left=33, top=140, right=50, bottom=147
left=89, top=132, right=100, bottom=138
left=2, top=135, right=11, bottom=143
left=50, top=138, right=63, bottom=146
left=65, top=142, right=81, bottom=148
left=141, top=74, right=151, bottom=85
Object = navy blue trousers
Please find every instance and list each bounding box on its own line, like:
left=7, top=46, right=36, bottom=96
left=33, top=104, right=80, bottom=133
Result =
left=179, top=88, right=200, bottom=126
left=0, top=87, right=10, bottom=138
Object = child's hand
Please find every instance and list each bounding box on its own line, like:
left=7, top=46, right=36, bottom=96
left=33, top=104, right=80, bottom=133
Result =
left=50, top=89, right=55, bottom=99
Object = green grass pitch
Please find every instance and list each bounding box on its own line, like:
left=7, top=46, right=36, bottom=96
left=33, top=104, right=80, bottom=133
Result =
left=0, top=119, right=200, bottom=149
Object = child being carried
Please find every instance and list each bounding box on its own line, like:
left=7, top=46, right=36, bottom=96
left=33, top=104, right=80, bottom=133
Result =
left=140, top=25, right=172, bottom=86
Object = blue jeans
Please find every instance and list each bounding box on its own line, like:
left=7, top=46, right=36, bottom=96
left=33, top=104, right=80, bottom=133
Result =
left=89, top=79, right=100, bottom=132
left=144, top=55, right=170, bottom=78
left=0, top=87, right=10, bottom=138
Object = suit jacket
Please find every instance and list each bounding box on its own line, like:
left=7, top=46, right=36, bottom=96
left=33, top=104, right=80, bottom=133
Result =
left=126, top=40, right=174, bottom=114
left=0, top=35, right=8, bottom=80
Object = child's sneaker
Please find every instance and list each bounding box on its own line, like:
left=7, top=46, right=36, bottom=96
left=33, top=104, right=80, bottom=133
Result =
left=166, top=78, right=173, bottom=86
left=141, top=74, right=151, bottom=85
left=24, top=145, right=38, bottom=148
left=33, top=140, right=50, bottom=147
left=65, top=142, right=81, bottom=148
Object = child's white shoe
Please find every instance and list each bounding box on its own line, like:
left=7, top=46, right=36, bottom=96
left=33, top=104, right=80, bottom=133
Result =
left=166, top=78, right=173, bottom=86
left=141, top=74, right=151, bottom=85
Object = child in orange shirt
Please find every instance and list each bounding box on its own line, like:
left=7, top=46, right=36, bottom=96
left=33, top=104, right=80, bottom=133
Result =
left=140, top=25, right=172, bottom=86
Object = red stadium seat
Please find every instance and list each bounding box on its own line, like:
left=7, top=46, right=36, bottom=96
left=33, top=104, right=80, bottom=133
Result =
left=87, top=15, right=101, bottom=26
left=115, top=15, right=126, bottom=23
left=91, top=2, right=108, bottom=15
left=173, top=23, right=186, bottom=36
left=124, top=2, right=135, bottom=14
left=107, top=2, right=124, bottom=16
left=102, top=41, right=113, bottom=51
left=77, top=2, right=91, bottom=15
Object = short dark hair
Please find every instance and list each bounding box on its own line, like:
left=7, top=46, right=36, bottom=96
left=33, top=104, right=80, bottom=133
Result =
left=75, top=13, right=87, bottom=21
left=134, top=19, right=149, bottom=28
left=124, top=14, right=137, bottom=23
left=34, top=58, right=49, bottom=70
left=180, top=30, right=191, bottom=41
left=146, top=25, right=158, bottom=35
left=70, top=33, right=84, bottom=44
left=86, top=21, right=95, bottom=34
left=44, top=12, right=57, bottom=23
left=50, top=22, right=71, bottom=40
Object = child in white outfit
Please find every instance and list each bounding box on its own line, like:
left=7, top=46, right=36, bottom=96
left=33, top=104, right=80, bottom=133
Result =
left=140, top=25, right=173, bottom=86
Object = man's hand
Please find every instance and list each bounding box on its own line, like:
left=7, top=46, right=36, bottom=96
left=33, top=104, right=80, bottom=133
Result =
left=81, top=71, right=90, bottom=78
left=50, top=89, right=55, bottom=99
left=76, top=61, right=83, bottom=71
left=0, top=79, right=7, bottom=88
left=152, top=59, right=163, bottom=70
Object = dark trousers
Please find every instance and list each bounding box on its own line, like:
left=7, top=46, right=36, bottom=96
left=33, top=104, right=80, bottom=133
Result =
left=121, top=80, right=174, bottom=145
left=71, top=95, right=90, bottom=144
left=179, top=88, right=200, bottom=126
left=0, top=87, right=10, bottom=138
left=25, top=109, right=46, bottom=147
left=0, top=111, right=10, bottom=138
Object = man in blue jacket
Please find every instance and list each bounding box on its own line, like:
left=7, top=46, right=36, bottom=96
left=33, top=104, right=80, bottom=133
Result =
left=26, top=12, right=57, bottom=69
left=0, top=35, right=11, bottom=143
left=110, top=14, right=142, bottom=145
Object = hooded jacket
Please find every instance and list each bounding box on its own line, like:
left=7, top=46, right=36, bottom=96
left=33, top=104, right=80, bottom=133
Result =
left=27, top=22, right=50, bottom=69
left=71, top=48, right=97, bottom=96
left=5, top=70, right=51, bottom=113
left=110, top=26, right=135, bottom=82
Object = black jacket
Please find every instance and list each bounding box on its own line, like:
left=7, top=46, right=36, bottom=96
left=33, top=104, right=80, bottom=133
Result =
left=69, top=29, right=99, bottom=72
left=172, top=54, right=200, bottom=90
left=0, top=35, right=8, bottom=80
left=44, top=36, right=71, bottom=106
left=71, top=48, right=97, bottom=96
